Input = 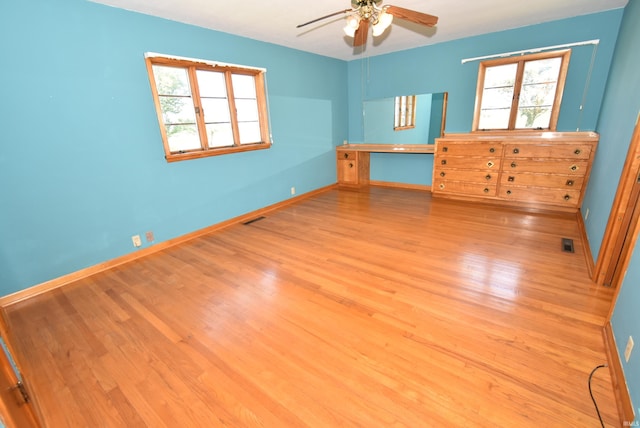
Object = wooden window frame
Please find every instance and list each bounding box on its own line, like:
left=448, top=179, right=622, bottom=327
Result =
left=472, top=50, right=571, bottom=132
left=145, top=55, right=272, bottom=162
left=394, top=95, right=417, bottom=131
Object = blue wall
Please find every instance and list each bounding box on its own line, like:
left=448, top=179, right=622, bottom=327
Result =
left=347, top=10, right=624, bottom=186
left=587, top=0, right=640, bottom=422
left=0, top=0, right=348, bottom=296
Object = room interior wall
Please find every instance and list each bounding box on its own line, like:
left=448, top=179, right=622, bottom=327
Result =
left=587, top=0, right=640, bottom=421
left=347, top=9, right=624, bottom=187
left=0, top=0, right=348, bottom=297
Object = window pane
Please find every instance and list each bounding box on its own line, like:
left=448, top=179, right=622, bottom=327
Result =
left=238, top=122, right=261, bottom=144
left=479, top=109, right=511, bottom=130
left=152, top=66, right=191, bottom=96
left=399, top=97, right=407, bottom=126
left=232, top=73, right=261, bottom=144
left=522, top=58, right=562, bottom=84
left=394, top=95, right=416, bottom=129
left=206, top=123, right=234, bottom=148
left=483, top=64, right=517, bottom=89
left=480, top=87, right=514, bottom=109
left=196, top=70, right=227, bottom=97
left=231, top=74, right=257, bottom=99
left=159, top=96, right=197, bottom=125
left=516, top=58, right=561, bottom=129
left=478, top=64, right=517, bottom=129
left=201, top=98, right=231, bottom=123
left=516, top=107, right=552, bottom=129
left=235, top=99, right=259, bottom=122
left=519, top=82, right=557, bottom=107
left=165, top=124, right=200, bottom=152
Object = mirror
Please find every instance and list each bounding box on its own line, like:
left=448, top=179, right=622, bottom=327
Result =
left=363, top=92, right=447, bottom=145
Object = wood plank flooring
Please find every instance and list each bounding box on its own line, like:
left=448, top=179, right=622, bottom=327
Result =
left=3, top=187, right=619, bottom=427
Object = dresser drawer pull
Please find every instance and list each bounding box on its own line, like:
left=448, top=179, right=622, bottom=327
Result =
left=570, top=165, right=578, bottom=171
left=485, top=174, right=492, bottom=181
left=440, top=172, right=446, bottom=177
left=483, top=188, right=490, bottom=193
left=487, top=161, right=495, bottom=168
left=564, top=194, right=571, bottom=201
left=566, top=180, right=574, bottom=186
left=343, top=153, right=349, bottom=159
left=511, top=162, right=517, bottom=168
left=442, top=147, right=448, bottom=152
left=349, top=162, right=354, bottom=168
left=574, top=149, right=581, bottom=155
left=489, top=147, right=495, bottom=153
left=439, top=183, right=445, bottom=189
left=508, top=176, right=515, bottom=182
left=441, top=160, right=447, bottom=165
left=513, top=148, right=520, bottom=154
left=506, top=190, right=512, bottom=195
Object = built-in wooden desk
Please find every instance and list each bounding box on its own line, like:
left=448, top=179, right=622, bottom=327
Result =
left=336, top=144, right=435, bottom=187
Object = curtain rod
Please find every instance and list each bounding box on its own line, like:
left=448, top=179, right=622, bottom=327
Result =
left=460, top=39, right=600, bottom=64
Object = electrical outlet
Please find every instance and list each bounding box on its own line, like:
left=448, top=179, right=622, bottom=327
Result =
left=145, top=231, right=154, bottom=242
left=291, top=187, right=296, bottom=195
left=624, top=336, right=634, bottom=363
left=131, top=235, right=142, bottom=248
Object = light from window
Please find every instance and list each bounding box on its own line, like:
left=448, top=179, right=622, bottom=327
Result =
left=394, top=95, right=416, bottom=130
left=473, top=50, right=571, bottom=131
left=145, top=54, right=271, bottom=162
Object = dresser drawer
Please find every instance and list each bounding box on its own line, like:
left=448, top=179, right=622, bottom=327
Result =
left=437, top=157, right=500, bottom=170
left=503, top=159, right=590, bottom=175
left=499, top=186, right=581, bottom=206
left=434, top=180, right=497, bottom=197
left=337, top=159, right=358, bottom=184
left=503, top=143, right=592, bottom=159
left=337, top=150, right=357, bottom=160
left=436, top=142, right=503, bottom=157
left=500, top=173, right=585, bottom=189
left=434, top=168, right=498, bottom=183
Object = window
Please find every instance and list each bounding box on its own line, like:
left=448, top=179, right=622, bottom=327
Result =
left=394, top=95, right=416, bottom=130
left=145, top=54, right=271, bottom=162
left=472, top=50, right=571, bottom=132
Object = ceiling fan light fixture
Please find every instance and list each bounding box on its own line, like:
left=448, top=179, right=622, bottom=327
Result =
left=372, top=10, right=393, bottom=37
left=296, top=1, right=438, bottom=48
left=343, top=15, right=360, bottom=37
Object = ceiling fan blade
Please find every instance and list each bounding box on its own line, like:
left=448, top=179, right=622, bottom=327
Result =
left=353, top=19, right=369, bottom=47
left=296, top=9, right=352, bottom=28
left=386, top=5, right=438, bottom=27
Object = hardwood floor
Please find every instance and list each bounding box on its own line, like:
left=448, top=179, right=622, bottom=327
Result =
left=3, top=187, right=619, bottom=427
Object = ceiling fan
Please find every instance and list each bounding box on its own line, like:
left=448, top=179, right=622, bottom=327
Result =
left=296, top=0, right=438, bottom=47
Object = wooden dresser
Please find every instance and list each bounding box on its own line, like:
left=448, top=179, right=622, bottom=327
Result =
left=432, top=132, right=599, bottom=212
left=337, top=149, right=370, bottom=187
left=336, top=144, right=434, bottom=187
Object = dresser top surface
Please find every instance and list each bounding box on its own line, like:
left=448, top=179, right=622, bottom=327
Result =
left=438, top=131, right=599, bottom=143
left=338, top=144, right=435, bottom=154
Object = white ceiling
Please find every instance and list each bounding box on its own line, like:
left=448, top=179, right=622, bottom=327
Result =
left=90, top=0, right=628, bottom=61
